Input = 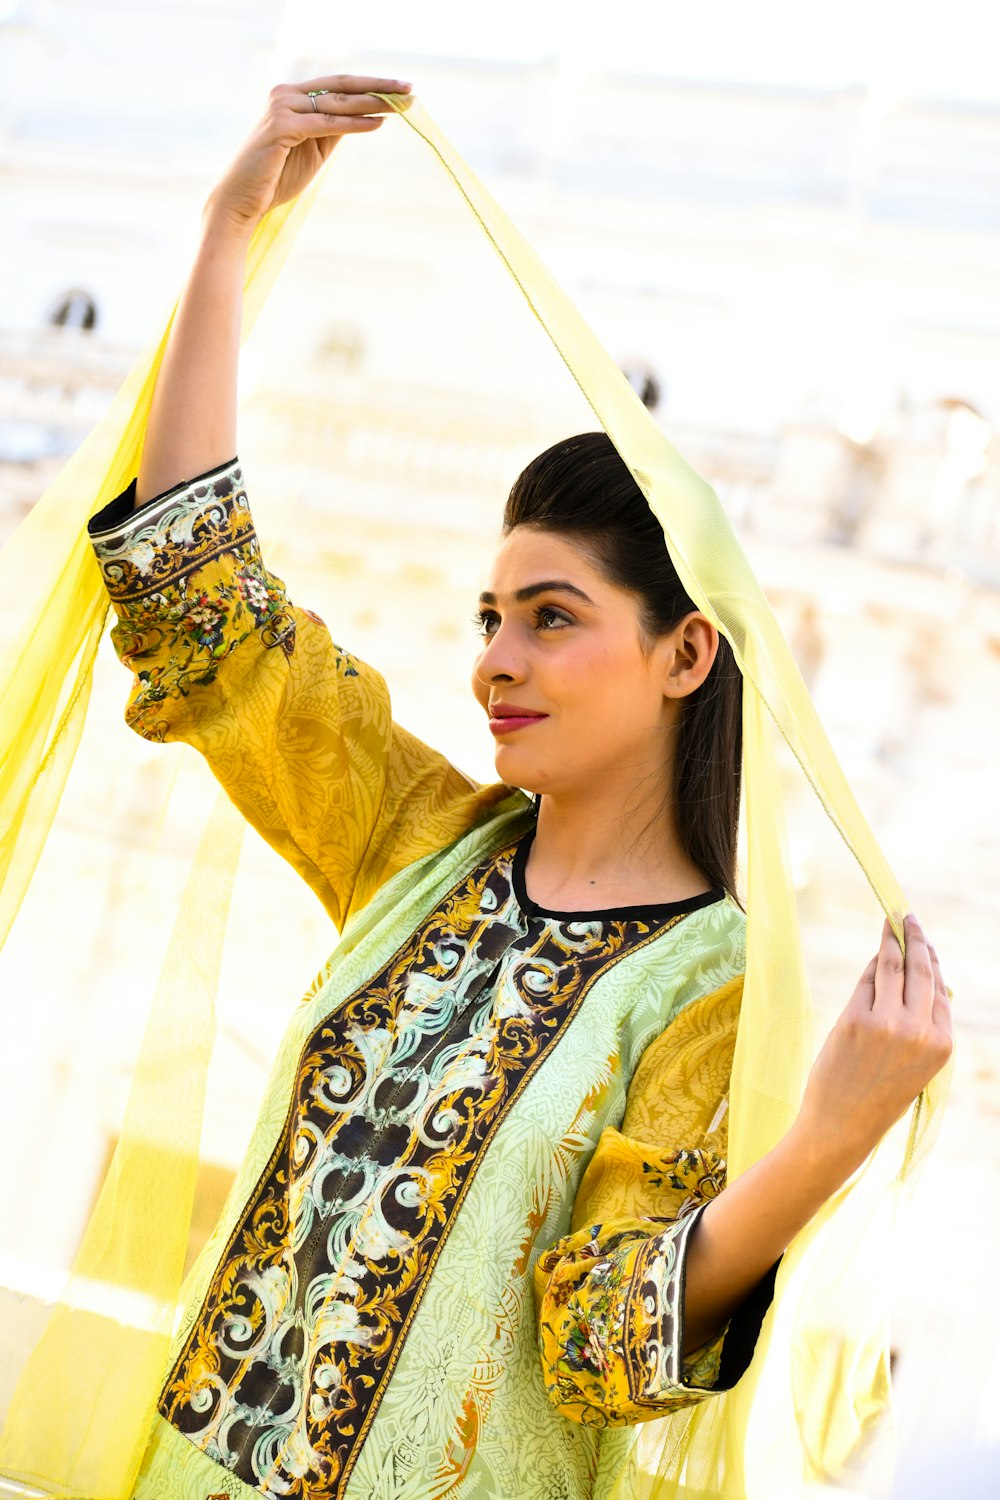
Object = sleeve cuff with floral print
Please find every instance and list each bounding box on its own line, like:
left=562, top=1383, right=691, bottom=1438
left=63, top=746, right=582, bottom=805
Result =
left=537, top=1205, right=776, bottom=1427
left=87, top=458, right=297, bottom=731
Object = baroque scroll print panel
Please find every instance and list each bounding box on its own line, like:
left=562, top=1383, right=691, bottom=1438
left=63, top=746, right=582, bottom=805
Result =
left=159, top=841, right=681, bottom=1499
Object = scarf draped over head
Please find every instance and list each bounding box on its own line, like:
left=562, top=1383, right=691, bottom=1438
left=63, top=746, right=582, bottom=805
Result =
left=0, top=92, right=948, bottom=1499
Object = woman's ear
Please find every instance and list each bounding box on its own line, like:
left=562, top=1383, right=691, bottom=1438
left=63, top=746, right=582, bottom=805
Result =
left=663, top=612, right=719, bottom=697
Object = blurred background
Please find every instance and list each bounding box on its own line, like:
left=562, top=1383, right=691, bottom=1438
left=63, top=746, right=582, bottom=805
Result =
left=1, top=1, right=998, bottom=1494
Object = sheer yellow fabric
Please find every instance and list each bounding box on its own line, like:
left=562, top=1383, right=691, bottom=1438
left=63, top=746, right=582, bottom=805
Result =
left=0, top=184, right=325, bottom=1497
left=0, top=94, right=947, bottom=1498
left=379, top=98, right=948, bottom=1499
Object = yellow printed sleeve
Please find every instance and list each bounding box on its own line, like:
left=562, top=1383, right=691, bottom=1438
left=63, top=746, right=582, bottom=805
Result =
left=535, top=975, right=776, bottom=1426
left=87, top=457, right=509, bottom=928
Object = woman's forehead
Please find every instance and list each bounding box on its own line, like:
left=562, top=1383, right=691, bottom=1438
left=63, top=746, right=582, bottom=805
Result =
left=483, top=527, right=605, bottom=598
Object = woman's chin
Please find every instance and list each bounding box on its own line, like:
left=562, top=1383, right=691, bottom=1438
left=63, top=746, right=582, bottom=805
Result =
left=492, top=745, right=545, bottom=792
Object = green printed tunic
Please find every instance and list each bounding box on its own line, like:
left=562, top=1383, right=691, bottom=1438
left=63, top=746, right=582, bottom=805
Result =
left=87, top=459, right=768, bottom=1500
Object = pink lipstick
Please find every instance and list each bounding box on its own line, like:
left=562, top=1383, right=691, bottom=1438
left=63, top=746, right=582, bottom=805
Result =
left=488, top=703, right=548, bottom=736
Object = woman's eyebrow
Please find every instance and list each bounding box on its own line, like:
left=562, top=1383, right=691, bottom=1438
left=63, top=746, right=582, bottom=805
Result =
left=478, top=580, right=596, bottom=606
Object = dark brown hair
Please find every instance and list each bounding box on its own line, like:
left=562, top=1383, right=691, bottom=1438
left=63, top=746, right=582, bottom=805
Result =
left=504, top=431, right=743, bottom=904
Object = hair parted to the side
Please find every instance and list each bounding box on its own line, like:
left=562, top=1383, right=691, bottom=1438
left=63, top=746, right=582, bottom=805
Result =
left=503, top=431, right=743, bottom=906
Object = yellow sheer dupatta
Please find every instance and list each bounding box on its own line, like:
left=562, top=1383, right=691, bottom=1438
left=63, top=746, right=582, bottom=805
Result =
left=0, top=185, right=322, bottom=1497
left=0, top=95, right=946, bottom=1498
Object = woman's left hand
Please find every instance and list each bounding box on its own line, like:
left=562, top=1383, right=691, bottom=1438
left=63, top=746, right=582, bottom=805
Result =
left=793, top=913, right=953, bottom=1172
left=684, top=914, right=952, bottom=1350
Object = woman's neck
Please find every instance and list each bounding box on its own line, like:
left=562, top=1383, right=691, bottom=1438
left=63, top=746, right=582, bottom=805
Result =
left=526, top=783, right=712, bottom=912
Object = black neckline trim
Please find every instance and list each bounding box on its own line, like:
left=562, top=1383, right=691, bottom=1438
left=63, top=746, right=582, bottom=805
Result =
left=510, top=827, right=725, bottom=923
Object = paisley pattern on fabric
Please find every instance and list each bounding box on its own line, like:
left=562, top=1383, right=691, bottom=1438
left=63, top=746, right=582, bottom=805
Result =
left=158, top=837, right=684, bottom=1497
left=621, top=976, right=741, bottom=1161
left=533, top=982, right=745, bottom=1429
left=568, top=978, right=742, bottom=1234
left=88, top=460, right=510, bottom=929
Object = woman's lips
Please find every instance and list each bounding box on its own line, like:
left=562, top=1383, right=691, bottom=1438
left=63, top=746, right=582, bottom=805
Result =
left=488, top=711, right=548, bottom=736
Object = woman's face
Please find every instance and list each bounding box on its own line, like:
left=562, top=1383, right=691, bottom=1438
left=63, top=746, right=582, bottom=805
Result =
left=471, top=526, right=717, bottom=798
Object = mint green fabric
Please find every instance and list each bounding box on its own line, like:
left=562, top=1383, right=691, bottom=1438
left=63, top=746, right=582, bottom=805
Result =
left=133, top=804, right=745, bottom=1499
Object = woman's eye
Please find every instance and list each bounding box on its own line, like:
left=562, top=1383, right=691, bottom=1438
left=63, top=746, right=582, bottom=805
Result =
left=473, top=610, right=500, bottom=637
left=473, top=605, right=569, bottom=637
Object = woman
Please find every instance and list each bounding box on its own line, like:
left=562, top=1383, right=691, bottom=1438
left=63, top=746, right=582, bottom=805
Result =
left=85, top=75, right=952, bottom=1499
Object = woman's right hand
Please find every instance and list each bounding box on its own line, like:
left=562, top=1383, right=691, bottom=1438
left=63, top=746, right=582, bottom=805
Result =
left=206, top=74, right=412, bottom=235
left=135, top=73, right=409, bottom=505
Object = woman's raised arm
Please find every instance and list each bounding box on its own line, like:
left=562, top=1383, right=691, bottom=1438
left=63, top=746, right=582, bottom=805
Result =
left=135, top=74, right=410, bottom=508
left=89, top=72, right=510, bottom=931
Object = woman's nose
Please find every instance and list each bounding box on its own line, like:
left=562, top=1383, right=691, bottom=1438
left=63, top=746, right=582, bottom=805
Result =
left=476, top=625, right=526, bottom=685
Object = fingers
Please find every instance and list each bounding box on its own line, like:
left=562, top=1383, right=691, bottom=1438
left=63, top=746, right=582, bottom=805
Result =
left=263, top=76, right=412, bottom=146
left=267, top=79, right=407, bottom=146
left=286, top=112, right=386, bottom=137
left=927, top=939, right=954, bottom=1040
left=846, top=912, right=951, bottom=1031
left=870, top=915, right=906, bottom=1018
left=868, top=911, right=941, bottom=1031
left=900, top=913, right=936, bottom=1021
left=263, top=91, right=389, bottom=146
left=298, top=74, right=412, bottom=96
left=288, top=90, right=402, bottom=118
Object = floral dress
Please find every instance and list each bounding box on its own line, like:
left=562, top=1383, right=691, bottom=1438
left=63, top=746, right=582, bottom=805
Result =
left=87, top=458, right=771, bottom=1500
